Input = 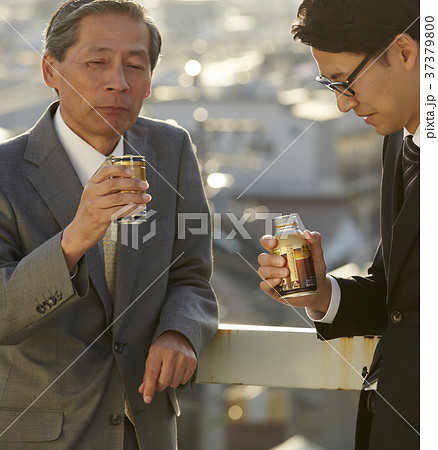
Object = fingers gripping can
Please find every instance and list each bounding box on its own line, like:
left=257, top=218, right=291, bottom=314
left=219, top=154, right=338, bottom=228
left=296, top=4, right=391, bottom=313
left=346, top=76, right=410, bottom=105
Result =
left=271, top=214, right=317, bottom=298
left=111, top=154, right=147, bottom=224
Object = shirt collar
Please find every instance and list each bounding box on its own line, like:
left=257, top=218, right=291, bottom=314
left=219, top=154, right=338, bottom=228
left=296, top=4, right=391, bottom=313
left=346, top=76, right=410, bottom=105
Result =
left=404, top=125, right=420, bottom=148
left=53, top=106, right=124, bottom=186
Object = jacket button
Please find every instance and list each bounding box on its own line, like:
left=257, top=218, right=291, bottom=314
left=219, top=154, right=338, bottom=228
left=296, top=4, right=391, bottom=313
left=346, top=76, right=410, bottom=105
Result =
left=114, top=343, right=124, bottom=353
left=110, top=414, right=122, bottom=425
left=54, top=290, right=62, bottom=301
left=391, top=311, right=403, bottom=324
left=36, top=305, right=46, bottom=314
left=42, top=300, right=52, bottom=310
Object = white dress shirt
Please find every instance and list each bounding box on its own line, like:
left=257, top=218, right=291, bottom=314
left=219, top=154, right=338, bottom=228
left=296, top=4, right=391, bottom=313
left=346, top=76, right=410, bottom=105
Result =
left=307, top=125, right=420, bottom=324
left=53, top=106, right=124, bottom=186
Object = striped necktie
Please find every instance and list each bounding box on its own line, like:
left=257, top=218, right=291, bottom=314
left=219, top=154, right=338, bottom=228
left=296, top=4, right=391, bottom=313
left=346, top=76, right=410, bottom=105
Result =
left=101, top=157, right=118, bottom=299
left=402, top=135, right=420, bottom=198
left=100, top=158, right=135, bottom=424
left=103, top=222, right=118, bottom=299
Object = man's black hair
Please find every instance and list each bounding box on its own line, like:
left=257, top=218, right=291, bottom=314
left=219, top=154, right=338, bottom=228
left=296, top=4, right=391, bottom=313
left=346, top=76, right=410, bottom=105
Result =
left=292, top=0, right=420, bottom=56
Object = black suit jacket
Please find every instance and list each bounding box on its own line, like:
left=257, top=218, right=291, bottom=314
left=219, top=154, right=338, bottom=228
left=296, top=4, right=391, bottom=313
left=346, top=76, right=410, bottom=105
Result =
left=316, top=131, right=419, bottom=450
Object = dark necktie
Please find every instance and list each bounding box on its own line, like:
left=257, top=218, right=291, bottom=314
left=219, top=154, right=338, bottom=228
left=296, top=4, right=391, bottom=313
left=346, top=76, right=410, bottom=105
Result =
left=402, top=135, right=420, bottom=198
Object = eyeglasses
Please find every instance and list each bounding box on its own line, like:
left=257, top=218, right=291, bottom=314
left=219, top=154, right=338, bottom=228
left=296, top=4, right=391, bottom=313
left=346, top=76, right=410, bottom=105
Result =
left=315, top=53, right=373, bottom=97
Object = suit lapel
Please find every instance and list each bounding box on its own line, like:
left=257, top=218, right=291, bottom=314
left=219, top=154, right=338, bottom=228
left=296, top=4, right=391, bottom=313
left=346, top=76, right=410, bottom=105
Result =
left=25, top=105, right=83, bottom=231
left=381, top=131, right=420, bottom=297
left=112, top=124, right=158, bottom=334
left=380, top=132, right=403, bottom=279
left=387, top=176, right=419, bottom=297
left=24, top=103, right=113, bottom=324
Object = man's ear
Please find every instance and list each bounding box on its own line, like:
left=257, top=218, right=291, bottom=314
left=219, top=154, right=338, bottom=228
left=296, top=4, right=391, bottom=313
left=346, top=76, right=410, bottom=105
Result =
left=144, top=70, right=153, bottom=99
left=42, top=52, right=59, bottom=89
left=393, top=33, right=418, bottom=72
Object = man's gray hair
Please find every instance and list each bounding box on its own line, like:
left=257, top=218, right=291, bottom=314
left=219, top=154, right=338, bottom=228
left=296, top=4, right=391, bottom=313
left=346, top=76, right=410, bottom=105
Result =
left=44, top=0, right=162, bottom=70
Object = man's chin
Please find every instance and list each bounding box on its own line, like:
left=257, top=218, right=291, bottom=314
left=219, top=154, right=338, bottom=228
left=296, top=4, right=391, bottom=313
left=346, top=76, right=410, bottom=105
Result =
left=367, top=119, right=404, bottom=136
left=95, top=116, right=134, bottom=137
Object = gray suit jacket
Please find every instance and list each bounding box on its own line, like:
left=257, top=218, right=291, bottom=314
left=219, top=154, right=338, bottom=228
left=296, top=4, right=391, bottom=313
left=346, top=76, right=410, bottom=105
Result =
left=0, top=102, right=218, bottom=449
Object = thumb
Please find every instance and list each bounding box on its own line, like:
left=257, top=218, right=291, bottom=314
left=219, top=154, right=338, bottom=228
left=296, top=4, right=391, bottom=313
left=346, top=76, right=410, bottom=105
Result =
left=260, top=235, right=278, bottom=251
left=303, top=230, right=324, bottom=261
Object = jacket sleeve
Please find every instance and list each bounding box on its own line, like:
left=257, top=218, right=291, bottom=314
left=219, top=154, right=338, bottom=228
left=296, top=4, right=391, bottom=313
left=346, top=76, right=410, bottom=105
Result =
left=315, top=242, right=388, bottom=340
left=0, top=189, right=89, bottom=345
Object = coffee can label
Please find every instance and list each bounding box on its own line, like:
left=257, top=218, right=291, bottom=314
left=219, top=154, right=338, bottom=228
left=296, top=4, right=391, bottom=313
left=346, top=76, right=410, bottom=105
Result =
left=272, top=241, right=317, bottom=297
left=111, top=155, right=146, bottom=193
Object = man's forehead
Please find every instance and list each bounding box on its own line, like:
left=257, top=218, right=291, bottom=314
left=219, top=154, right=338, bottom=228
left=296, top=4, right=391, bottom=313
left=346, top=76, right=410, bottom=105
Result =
left=75, top=13, right=150, bottom=52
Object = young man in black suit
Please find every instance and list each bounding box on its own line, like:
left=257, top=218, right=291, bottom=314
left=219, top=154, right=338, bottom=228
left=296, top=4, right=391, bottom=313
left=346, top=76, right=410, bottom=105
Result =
left=258, top=1, right=420, bottom=448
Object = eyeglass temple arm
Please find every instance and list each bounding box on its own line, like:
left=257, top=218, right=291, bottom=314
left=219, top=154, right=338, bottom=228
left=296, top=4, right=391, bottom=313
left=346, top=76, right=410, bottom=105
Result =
left=346, top=53, right=374, bottom=84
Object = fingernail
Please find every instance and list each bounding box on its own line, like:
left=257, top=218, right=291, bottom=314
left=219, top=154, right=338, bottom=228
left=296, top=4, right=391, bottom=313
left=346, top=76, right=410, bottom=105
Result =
left=144, top=395, right=152, bottom=404
left=139, top=181, right=148, bottom=189
left=303, top=230, right=312, bottom=239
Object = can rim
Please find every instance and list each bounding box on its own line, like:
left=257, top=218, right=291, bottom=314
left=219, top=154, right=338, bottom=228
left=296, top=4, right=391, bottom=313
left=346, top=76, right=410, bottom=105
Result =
left=273, top=214, right=299, bottom=228
left=111, top=154, right=145, bottom=162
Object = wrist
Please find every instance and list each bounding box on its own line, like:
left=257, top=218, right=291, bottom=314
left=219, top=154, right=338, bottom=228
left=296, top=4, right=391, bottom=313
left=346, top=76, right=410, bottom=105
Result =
left=307, top=276, right=341, bottom=324
left=311, top=275, right=332, bottom=315
left=306, top=307, right=326, bottom=321
left=61, top=225, right=87, bottom=272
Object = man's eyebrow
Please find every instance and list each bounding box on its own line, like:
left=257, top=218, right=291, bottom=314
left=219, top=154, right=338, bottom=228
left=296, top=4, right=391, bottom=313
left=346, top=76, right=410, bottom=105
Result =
left=128, top=49, right=149, bottom=59
left=85, top=46, right=149, bottom=58
left=323, top=71, right=345, bottom=81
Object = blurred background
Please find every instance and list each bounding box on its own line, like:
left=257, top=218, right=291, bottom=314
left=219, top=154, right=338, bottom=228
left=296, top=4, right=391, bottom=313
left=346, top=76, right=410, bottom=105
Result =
left=0, top=0, right=383, bottom=448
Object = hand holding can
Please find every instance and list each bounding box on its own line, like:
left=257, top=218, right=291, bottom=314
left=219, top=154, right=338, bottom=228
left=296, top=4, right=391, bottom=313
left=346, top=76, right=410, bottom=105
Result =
left=270, top=213, right=317, bottom=298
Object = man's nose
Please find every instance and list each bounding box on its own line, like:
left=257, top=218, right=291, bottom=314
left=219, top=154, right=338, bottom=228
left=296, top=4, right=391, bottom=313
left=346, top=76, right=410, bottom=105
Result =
left=336, top=92, right=358, bottom=113
left=105, top=65, right=129, bottom=92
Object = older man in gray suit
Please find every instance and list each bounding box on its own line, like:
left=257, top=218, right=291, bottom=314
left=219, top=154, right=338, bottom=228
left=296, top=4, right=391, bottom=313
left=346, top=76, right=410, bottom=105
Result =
left=0, top=1, right=218, bottom=448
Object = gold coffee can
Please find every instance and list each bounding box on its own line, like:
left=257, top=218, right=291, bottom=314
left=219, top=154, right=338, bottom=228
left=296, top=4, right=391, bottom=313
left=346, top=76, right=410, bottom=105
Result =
left=271, top=213, right=317, bottom=298
left=111, top=154, right=147, bottom=224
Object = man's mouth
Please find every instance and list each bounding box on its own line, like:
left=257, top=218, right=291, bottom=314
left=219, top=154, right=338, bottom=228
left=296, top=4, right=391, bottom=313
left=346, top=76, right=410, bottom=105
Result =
left=96, top=106, right=129, bottom=113
left=358, top=113, right=375, bottom=125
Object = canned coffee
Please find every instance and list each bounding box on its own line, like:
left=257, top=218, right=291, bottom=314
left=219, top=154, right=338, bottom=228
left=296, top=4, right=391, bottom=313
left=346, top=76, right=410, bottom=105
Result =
left=111, top=154, right=147, bottom=224
left=271, top=214, right=317, bottom=298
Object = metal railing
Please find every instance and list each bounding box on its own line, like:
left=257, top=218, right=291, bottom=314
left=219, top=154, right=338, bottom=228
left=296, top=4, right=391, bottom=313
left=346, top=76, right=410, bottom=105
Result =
left=197, top=324, right=379, bottom=390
